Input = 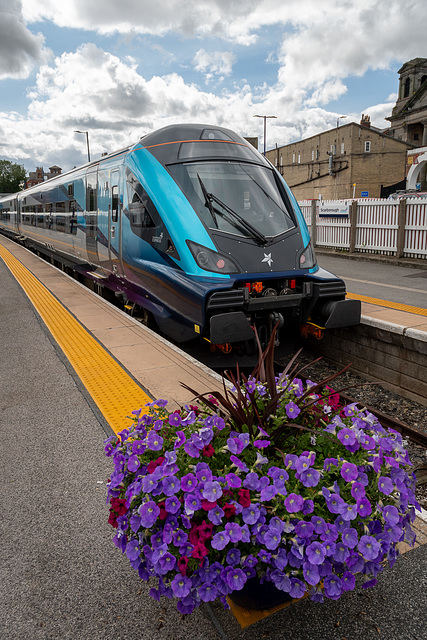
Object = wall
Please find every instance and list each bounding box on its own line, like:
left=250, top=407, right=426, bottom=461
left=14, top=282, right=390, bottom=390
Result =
left=307, top=320, right=427, bottom=407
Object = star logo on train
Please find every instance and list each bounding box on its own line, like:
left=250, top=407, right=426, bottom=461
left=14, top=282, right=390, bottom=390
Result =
left=262, top=253, right=273, bottom=267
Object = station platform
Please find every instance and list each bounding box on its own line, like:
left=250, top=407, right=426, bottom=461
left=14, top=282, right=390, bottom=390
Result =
left=1, top=233, right=426, bottom=640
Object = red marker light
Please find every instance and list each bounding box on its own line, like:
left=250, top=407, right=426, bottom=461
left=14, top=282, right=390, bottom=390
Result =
left=290, top=279, right=296, bottom=289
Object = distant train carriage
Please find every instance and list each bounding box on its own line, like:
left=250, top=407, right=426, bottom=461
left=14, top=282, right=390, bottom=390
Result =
left=0, top=124, right=360, bottom=352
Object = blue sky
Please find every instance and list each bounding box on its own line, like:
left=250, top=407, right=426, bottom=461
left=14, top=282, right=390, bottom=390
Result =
left=0, top=0, right=425, bottom=173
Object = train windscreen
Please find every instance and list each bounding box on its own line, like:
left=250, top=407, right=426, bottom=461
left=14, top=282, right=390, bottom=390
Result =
left=169, top=161, right=295, bottom=241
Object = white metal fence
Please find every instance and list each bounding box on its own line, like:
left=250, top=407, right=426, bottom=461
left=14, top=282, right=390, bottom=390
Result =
left=298, top=198, right=427, bottom=259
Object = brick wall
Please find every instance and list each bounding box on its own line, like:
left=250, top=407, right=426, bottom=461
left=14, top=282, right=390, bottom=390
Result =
left=306, top=320, right=427, bottom=407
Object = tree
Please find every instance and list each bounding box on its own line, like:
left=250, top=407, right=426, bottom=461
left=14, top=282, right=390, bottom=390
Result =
left=0, top=160, right=27, bottom=193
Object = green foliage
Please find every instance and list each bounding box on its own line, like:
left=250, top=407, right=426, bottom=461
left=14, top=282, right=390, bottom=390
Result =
left=0, top=160, right=26, bottom=193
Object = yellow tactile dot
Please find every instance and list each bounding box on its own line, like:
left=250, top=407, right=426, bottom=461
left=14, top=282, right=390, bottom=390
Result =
left=0, top=245, right=151, bottom=434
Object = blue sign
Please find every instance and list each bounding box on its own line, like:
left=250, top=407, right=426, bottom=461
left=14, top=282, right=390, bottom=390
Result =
left=361, top=191, right=369, bottom=197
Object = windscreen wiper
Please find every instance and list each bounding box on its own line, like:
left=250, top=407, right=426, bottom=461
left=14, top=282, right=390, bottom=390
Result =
left=206, top=190, right=268, bottom=246
left=197, top=174, right=218, bottom=227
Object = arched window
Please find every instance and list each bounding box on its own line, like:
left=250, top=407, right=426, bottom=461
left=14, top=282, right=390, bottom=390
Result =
left=421, top=75, right=427, bottom=86
left=403, top=77, right=410, bottom=98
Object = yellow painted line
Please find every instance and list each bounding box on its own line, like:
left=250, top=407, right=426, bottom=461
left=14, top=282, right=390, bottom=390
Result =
left=0, top=245, right=151, bottom=434
left=347, top=292, right=427, bottom=317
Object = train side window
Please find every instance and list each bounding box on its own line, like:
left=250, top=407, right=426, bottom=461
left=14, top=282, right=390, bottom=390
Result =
left=125, top=170, right=179, bottom=258
left=112, top=185, right=119, bottom=223
left=128, top=191, right=155, bottom=228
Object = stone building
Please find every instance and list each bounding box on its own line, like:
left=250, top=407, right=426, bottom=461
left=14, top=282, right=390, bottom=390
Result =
left=386, top=58, right=427, bottom=147
left=266, top=118, right=413, bottom=200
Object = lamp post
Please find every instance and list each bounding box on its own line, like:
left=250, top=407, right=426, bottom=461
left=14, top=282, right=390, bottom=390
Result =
left=253, top=115, right=277, bottom=156
left=74, top=130, right=91, bottom=163
left=336, top=115, right=347, bottom=129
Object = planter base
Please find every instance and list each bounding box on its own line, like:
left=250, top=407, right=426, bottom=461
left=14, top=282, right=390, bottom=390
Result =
left=227, top=578, right=305, bottom=629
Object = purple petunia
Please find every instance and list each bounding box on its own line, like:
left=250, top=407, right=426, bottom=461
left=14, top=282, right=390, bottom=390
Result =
left=285, top=401, right=301, bottom=419
left=146, top=431, right=164, bottom=451
left=180, top=473, right=198, bottom=492
left=340, top=461, right=358, bottom=482
left=357, top=535, right=381, bottom=561
left=284, top=493, right=303, bottom=513
left=162, top=475, right=180, bottom=496
left=342, top=527, right=358, bottom=548
left=378, top=476, right=394, bottom=495
left=306, top=541, right=326, bottom=565
left=383, top=505, right=400, bottom=526
left=211, top=530, right=230, bottom=550
left=225, top=522, right=243, bottom=543
left=357, top=497, right=372, bottom=517
left=171, top=574, right=192, bottom=598
left=139, top=501, right=160, bottom=528
left=225, top=472, right=242, bottom=488
left=202, top=481, right=223, bottom=502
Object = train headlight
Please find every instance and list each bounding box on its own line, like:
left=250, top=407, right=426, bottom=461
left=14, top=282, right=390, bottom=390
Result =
left=299, top=241, right=316, bottom=269
left=186, top=241, right=239, bottom=274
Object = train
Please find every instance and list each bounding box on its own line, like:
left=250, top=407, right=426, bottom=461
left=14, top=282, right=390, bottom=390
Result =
left=0, top=123, right=360, bottom=356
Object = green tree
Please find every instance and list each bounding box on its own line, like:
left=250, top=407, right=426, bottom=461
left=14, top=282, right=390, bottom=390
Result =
left=0, top=160, right=27, bottom=193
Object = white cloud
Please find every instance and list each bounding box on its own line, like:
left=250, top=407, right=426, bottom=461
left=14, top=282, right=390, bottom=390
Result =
left=0, top=0, right=50, bottom=79
left=3, top=0, right=427, bottom=170
left=193, top=50, right=235, bottom=83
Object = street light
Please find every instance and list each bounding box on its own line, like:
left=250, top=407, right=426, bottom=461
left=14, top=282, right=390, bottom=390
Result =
left=253, top=115, right=277, bottom=156
left=74, top=130, right=91, bottom=162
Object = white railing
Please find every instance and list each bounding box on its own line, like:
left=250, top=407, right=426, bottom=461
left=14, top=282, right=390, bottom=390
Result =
left=298, top=198, right=427, bottom=259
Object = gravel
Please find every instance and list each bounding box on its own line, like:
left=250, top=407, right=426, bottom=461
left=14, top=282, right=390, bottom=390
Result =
left=279, top=350, right=427, bottom=510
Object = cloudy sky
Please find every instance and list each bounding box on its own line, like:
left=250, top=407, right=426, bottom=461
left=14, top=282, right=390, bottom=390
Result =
left=0, top=0, right=426, bottom=173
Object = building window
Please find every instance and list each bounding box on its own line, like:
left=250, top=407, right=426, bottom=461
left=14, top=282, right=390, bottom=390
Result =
left=316, top=149, right=319, bottom=160
left=330, top=144, right=336, bottom=155
left=298, top=153, right=301, bottom=163
left=364, top=141, right=371, bottom=153
left=280, top=155, right=283, bottom=166
left=341, top=142, right=345, bottom=155
left=404, top=77, right=410, bottom=97
left=292, top=153, right=295, bottom=163
left=311, top=150, right=315, bottom=161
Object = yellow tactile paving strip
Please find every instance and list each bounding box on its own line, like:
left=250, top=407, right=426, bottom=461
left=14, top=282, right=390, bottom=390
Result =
left=347, top=292, right=427, bottom=317
left=0, top=244, right=151, bottom=434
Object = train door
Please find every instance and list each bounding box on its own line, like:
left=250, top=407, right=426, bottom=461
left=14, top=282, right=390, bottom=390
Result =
left=109, top=170, right=124, bottom=276
left=85, top=167, right=99, bottom=263
left=96, top=167, right=111, bottom=273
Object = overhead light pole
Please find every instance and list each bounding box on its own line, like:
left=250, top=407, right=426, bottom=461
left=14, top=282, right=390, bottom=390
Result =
left=336, top=115, right=347, bottom=129
left=74, top=130, right=91, bottom=162
left=253, top=115, right=277, bottom=156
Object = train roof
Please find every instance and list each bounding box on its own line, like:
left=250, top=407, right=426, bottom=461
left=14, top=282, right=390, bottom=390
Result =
left=134, top=123, right=267, bottom=167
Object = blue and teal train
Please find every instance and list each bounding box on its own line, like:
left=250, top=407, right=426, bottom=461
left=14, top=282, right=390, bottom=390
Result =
left=0, top=123, right=360, bottom=352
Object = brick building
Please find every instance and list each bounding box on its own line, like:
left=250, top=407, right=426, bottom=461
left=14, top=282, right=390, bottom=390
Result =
left=26, top=165, right=62, bottom=188
left=266, top=118, right=413, bottom=200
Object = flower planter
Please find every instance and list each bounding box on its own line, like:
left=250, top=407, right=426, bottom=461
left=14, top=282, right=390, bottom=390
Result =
left=104, top=334, right=420, bottom=616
